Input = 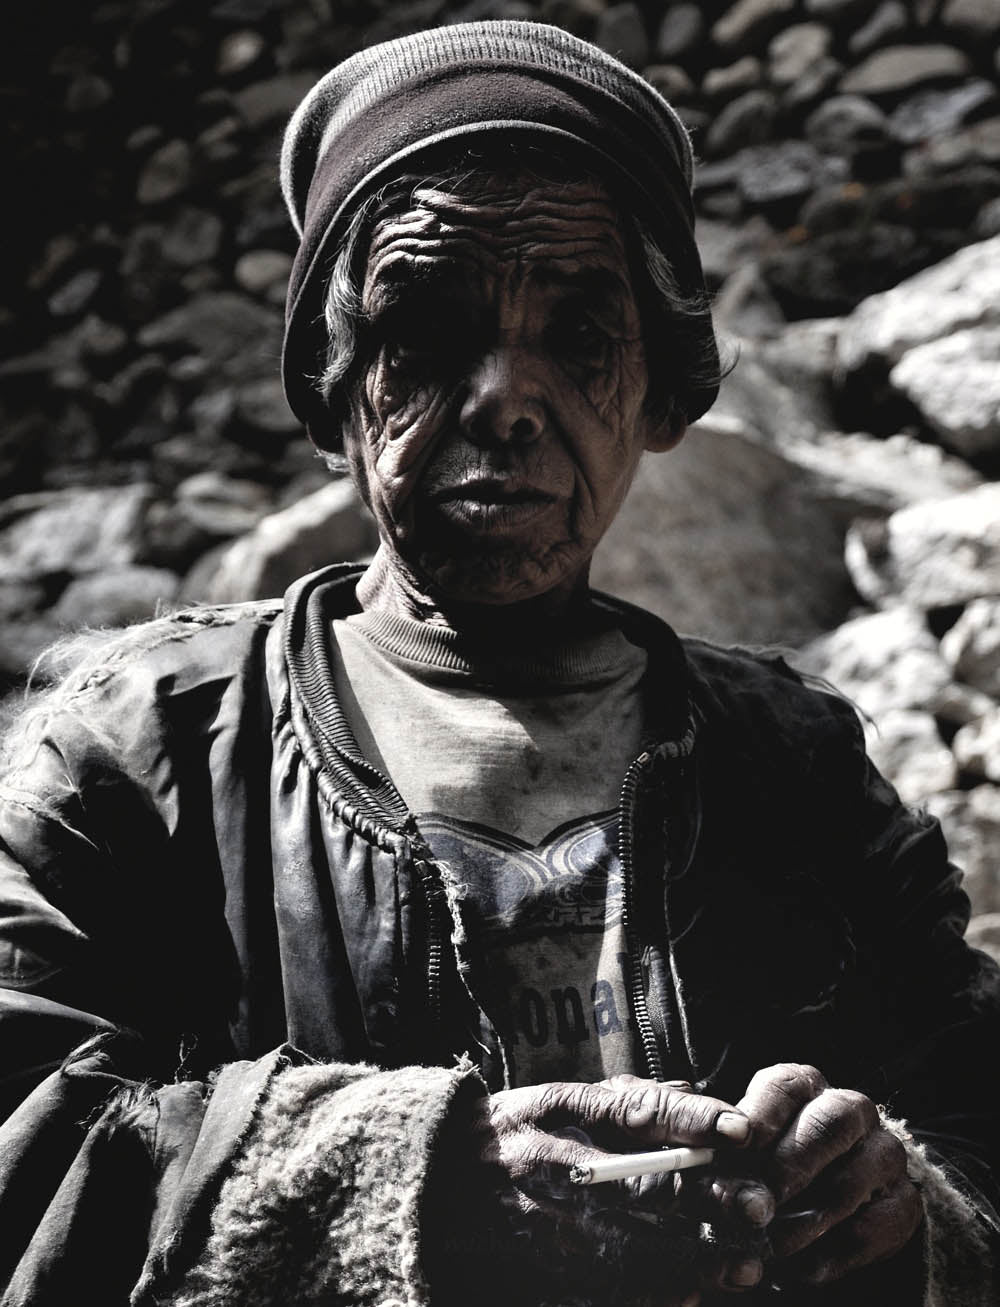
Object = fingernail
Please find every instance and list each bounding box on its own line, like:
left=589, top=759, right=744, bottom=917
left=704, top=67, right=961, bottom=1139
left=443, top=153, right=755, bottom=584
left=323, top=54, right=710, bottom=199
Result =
left=716, top=1111, right=750, bottom=1142
left=727, top=1259, right=763, bottom=1288
left=738, top=1189, right=775, bottom=1227
left=681, top=1294, right=701, bottom=1307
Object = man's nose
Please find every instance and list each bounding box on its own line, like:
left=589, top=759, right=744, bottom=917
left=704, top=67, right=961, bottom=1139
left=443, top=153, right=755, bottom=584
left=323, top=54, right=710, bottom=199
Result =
left=459, top=346, right=545, bottom=446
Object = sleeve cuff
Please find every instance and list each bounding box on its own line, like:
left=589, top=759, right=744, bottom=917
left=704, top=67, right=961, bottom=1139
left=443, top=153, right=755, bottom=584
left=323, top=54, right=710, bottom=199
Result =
left=881, top=1114, right=996, bottom=1307
left=159, top=1056, right=485, bottom=1307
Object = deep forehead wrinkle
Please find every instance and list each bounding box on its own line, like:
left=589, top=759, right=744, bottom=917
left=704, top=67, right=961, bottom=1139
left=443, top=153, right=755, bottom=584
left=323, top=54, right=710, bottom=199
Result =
left=364, top=180, right=633, bottom=306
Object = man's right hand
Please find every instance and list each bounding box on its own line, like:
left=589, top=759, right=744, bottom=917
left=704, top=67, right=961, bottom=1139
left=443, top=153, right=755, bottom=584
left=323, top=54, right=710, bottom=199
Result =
left=428, top=1078, right=774, bottom=1306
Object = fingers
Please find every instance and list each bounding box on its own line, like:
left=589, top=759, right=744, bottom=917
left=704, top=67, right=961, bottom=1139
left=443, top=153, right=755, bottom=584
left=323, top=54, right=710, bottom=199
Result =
left=494, top=1079, right=750, bottom=1152
left=737, top=1065, right=881, bottom=1205
left=768, top=1087, right=880, bottom=1203
left=707, top=1176, right=777, bottom=1231
left=736, top=1062, right=829, bottom=1150
left=770, top=1125, right=910, bottom=1257
left=775, top=1176, right=924, bottom=1287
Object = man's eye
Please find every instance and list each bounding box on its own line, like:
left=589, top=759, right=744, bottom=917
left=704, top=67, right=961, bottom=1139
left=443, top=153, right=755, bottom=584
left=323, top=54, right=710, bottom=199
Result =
left=383, top=320, right=458, bottom=369
left=549, top=315, right=611, bottom=361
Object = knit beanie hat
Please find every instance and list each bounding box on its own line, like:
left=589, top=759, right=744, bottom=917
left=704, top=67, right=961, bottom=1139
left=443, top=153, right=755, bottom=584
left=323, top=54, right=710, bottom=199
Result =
left=280, top=20, right=718, bottom=440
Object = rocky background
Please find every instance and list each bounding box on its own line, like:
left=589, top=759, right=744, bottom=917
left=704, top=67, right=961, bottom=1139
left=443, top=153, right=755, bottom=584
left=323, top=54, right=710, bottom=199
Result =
left=2, top=0, right=999, bottom=945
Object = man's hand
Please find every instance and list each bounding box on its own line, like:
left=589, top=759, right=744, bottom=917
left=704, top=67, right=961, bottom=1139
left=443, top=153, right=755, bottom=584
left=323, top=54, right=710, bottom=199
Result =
left=736, top=1063, right=923, bottom=1288
left=428, top=1077, right=775, bottom=1306
left=483, top=1076, right=752, bottom=1187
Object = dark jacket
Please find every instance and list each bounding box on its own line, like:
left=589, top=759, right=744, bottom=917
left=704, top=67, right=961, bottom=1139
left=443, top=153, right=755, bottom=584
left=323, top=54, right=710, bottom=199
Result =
left=1, top=564, right=998, bottom=1302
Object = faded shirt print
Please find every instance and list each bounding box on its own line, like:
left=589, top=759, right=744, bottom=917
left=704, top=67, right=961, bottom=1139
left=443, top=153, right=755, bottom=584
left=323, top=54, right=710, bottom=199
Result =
left=419, top=810, right=641, bottom=1085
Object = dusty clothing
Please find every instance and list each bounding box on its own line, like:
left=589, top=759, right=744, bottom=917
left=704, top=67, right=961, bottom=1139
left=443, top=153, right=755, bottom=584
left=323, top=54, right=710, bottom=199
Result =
left=1, top=563, right=998, bottom=1303
left=333, top=608, right=649, bottom=1084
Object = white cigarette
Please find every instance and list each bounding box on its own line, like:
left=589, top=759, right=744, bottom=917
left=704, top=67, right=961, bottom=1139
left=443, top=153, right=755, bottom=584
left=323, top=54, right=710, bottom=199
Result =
left=569, top=1146, right=715, bottom=1186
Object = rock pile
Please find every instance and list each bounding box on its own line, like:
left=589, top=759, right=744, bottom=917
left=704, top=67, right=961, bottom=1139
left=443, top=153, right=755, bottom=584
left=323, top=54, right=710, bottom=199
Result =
left=2, top=2, right=998, bottom=934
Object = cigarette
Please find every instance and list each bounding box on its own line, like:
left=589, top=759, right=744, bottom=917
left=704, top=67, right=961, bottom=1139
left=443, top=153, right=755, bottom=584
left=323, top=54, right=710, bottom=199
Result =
left=569, top=1146, right=715, bottom=1186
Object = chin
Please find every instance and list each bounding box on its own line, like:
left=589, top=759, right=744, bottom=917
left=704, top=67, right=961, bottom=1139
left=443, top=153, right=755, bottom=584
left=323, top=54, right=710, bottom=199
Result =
left=416, top=543, right=579, bottom=607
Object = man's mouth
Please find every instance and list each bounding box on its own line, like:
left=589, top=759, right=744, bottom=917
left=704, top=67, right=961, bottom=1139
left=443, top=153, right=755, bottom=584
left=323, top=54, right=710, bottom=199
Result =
left=429, top=479, right=559, bottom=531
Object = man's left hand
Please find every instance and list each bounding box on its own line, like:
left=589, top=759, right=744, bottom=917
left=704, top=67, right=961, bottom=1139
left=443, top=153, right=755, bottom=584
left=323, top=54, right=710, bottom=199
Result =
left=736, top=1063, right=923, bottom=1287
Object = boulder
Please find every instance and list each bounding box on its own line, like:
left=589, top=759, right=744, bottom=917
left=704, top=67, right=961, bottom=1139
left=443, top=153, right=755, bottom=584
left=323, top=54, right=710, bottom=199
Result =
left=728, top=140, right=849, bottom=212
left=889, top=326, right=1000, bottom=459
left=927, top=786, right=1000, bottom=913
left=66, top=73, right=112, bottom=114
left=217, top=29, right=267, bottom=77
left=702, top=56, right=763, bottom=101
left=904, top=117, right=1000, bottom=174
left=709, top=335, right=835, bottom=443
left=844, top=483, right=1000, bottom=611
left=643, top=65, right=696, bottom=104
left=848, top=1, right=909, bottom=58
left=789, top=431, right=982, bottom=513
left=712, top=0, right=797, bottom=58
left=233, top=72, right=318, bottom=129
left=977, top=197, right=1000, bottom=238
left=804, top=94, right=893, bottom=157
left=837, top=235, right=1000, bottom=372
left=0, top=485, right=154, bottom=581
left=234, top=249, right=294, bottom=298
left=709, top=261, right=789, bottom=336
left=767, top=23, right=831, bottom=88
left=966, top=912, right=1000, bottom=965
left=762, top=222, right=933, bottom=319
left=594, top=2, right=649, bottom=68
left=236, top=376, right=302, bottom=435
left=48, top=268, right=102, bottom=319
left=692, top=214, right=777, bottom=287
left=953, top=711, right=1000, bottom=784
left=138, top=292, right=283, bottom=383
left=0, top=617, right=66, bottom=684
left=51, top=567, right=180, bottom=629
left=940, top=0, right=1000, bottom=41
left=862, top=708, right=958, bottom=803
left=160, top=207, right=225, bottom=269
left=0, top=580, right=47, bottom=624
left=932, top=681, right=998, bottom=728
left=182, top=478, right=377, bottom=605
left=839, top=44, right=972, bottom=98
left=654, top=5, right=704, bottom=61
left=803, top=0, right=871, bottom=19
left=795, top=607, right=955, bottom=721
left=137, top=139, right=192, bottom=206
left=889, top=80, right=998, bottom=145
left=873, top=167, right=1000, bottom=232
left=591, top=415, right=859, bottom=647
left=781, top=55, right=845, bottom=113
left=175, top=470, right=274, bottom=537
left=941, top=598, right=1000, bottom=698
left=704, top=89, right=779, bottom=157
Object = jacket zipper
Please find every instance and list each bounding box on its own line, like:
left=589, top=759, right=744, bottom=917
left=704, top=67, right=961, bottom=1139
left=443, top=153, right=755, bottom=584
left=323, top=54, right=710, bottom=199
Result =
left=414, top=857, right=446, bottom=1024
left=619, top=749, right=667, bottom=1081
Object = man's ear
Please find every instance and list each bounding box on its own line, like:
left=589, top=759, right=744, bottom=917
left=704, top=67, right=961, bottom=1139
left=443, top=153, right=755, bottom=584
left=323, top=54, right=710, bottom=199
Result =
left=644, top=411, right=687, bottom=453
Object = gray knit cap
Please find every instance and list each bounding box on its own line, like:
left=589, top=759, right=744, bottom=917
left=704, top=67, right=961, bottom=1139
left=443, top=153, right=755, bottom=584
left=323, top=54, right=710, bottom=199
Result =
left=280, top=20, right=717, bottom=436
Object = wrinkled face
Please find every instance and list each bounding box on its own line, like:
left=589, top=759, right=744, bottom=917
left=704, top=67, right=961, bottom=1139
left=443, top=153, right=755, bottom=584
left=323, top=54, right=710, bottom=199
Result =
left=344, top=171, right=674, bottom=606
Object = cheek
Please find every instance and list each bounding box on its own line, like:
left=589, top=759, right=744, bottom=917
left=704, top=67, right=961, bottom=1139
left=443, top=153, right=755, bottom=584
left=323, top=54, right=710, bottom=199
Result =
left=359, top=357, right=455, bottom=523
left=554, top=349, right=648, bottom=488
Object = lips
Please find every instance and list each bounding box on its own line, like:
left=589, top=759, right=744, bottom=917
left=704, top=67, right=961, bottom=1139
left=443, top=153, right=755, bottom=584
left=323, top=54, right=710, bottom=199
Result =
left=429, top=479, right=559, bottom=532
left=432, top=478, right=556, bottom=505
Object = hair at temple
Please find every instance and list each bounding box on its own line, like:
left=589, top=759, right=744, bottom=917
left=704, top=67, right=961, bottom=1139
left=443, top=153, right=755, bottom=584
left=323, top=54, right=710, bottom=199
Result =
left=313, top=142, right=727, bottom=470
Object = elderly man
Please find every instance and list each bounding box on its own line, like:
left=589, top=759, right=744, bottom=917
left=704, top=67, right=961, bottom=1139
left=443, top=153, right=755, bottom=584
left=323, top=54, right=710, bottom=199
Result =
left=0, top=21, right=997, bottom=1307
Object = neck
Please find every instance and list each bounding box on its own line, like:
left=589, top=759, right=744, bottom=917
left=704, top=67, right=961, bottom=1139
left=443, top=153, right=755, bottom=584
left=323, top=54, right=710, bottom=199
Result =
left=356, top=547, right=607, bottom=650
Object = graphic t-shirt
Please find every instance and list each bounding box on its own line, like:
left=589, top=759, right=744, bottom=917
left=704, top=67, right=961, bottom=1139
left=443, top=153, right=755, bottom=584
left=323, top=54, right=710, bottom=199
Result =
left=330, top=607, right=650, bottom=1085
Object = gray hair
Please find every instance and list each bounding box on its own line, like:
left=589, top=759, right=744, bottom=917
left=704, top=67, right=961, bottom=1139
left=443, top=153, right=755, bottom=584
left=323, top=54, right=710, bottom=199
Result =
left=314, top=157, right=723, bottom=465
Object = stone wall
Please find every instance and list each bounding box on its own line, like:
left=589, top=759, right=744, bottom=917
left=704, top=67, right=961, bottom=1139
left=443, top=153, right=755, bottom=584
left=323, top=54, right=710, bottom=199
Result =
left=2, top=0, right=998, bottom=931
